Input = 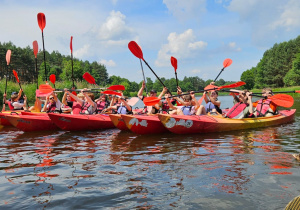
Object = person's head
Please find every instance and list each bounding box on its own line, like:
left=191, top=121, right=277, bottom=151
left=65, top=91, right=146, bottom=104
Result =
left=49, top=94, right=55, bottom=103
left=262, top=88, right=273, bottom=97
left=150, top=89, right=157, bottom=97
left=77, top=93, right=85, bottom=100
left=11, top=92, right=19, bottom=102
left=238, top=89, right=249, bottom=103
left=183, top=95, right=192, bottom=105
left=87, top=92, right=94, bottom=101
left=210, top=90, right=218, bottom=99
left=66, top=94, right=71, bottom=101
left=100, top=94, right=107, bottom=101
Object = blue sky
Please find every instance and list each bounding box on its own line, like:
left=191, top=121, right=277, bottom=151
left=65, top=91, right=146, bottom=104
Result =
left=1, top=0, right=300, bottom=83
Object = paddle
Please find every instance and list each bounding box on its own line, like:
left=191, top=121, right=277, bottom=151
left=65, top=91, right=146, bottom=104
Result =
left=33, top=40, right=39, bottom=89
left=3, top=50, right=12, bottom=111
left=38, top=84, right=103, bottom=94
left=128, top=41, right=171, bottom=94
left=214, top=58, right=232, bottom=82
left=143, top=81, right=246, bottom=106
left=37, top=12, right=47, bottom=82
left=49, top=74, right=56, bottom=88
left=252, top=90, right=300, bottom=94
left=70, top=36, right=75, bottom=88
left=171, top=56, right=179, bottom=87
left=12, top=70, right=29, bottom=107
left=101, top=90, right=122, bottom=97
left=83, top=72, right=125, bottom=90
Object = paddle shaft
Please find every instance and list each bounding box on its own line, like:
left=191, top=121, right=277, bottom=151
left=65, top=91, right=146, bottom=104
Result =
left=175, top=71, right=179, bottom=87
left=3, top=65, right=9, bottom=110
left=35, top=57, right=38, bottom=89
left=252, top=90, right=299, bottom=94
left=71, top=53, right=75, bottom=88
left=140, top=58, right=148, bottom=94
left=41, top=31, right=47, bottom=81
left=214, top=67, right=224, bottom=82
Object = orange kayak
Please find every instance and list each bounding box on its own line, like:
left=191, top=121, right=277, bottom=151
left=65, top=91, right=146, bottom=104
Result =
left=108, top=114, right=129, bottom=131
left=158, top=109, right=296, bottom=134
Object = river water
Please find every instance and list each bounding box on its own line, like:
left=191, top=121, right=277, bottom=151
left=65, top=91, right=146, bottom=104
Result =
left=0, top=96, right=299, bottom=209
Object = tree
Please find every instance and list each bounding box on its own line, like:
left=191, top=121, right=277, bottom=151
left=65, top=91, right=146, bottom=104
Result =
left=240, top=68, right=255, bottom=90
left=284, top=52, right=300, bottom=86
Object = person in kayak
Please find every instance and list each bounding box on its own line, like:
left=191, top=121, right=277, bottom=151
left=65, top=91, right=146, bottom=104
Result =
left=196, top=90, right=222, bottom=115
left=41, top=93, right=62, bottom=113
left=253, top=88, right=277, bottom=117
left=95, top=94, right=109, bottom=114
left=63, top=89, right=96, bottom=114
left=137, top=80, right=162, bottom=114
left=161, top=87, right=177, bottom=114
left=165, top=89, right=199, bottom=115
left=225, top=89, right=254, bottom=119
left=2, top=89, right=27, bottom=111
left=102, top=96, right=132, bottom=114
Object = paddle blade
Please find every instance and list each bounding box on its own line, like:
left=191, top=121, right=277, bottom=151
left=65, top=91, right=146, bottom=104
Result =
left=198, top=94, right=205, bottom=105
left=38, top=84, right=54, bottom=93
left=218, top=81, right=246, bottom=90
left=71, top=91, right=77, bottom=101
left=37, top=13, right=46, bottom=31
left=49, top=74, right=56, bottom=85
left=295, top=90, right=300, bottom=93
left=36, top=89, right=53, bottom=97
left=128, top=41, right=144, bottom=60
left=108, top=85, right=125, bottom=91
left=12, top=70, right=19, bottom=83
left=205, top=85, right=218, bottom=91
left=101, top=90, right=122, bottom=96
left=171, top=56, right=177, bottom=72
left=70, top=36, right=73, bottom=53
left=143, top=97, right=161, bottom=106
left=223, top=58, right=232, bottom=68
left=33, top=40, right=38, bottom=57
left=270, top=94, right=294, bottom=108
left=83, top=72, right=96, bottom=85
left=6, top=50, right=11, bottom=65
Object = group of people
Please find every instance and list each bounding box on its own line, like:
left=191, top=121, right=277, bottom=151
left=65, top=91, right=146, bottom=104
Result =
left=2, top=81, right=277, bottom=119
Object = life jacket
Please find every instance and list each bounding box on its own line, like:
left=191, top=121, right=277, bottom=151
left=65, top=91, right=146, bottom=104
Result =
left=205, top=102, right=222, bottom=114
left=226, top=102, right=248, bottom=119
left=80, top=102, right=92, bottom=114
left=181, top=106, right=193, bottom=116
left=162, top=101, right=170, bottom=114
left=7, top=101, right=15, bottom=110
left=47, top=102, right=57, bottom=113
left=255, top=99, right=274, bottom=117
left=72, top=102, right=82, bottom=114
left=96, top=101, right=106, bottom=112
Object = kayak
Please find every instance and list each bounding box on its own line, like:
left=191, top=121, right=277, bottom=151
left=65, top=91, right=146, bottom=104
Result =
left=5, top=114, right=59, bottom=132
left=158, top=109, right=296, bottom=134
left=108, top=114, right=129, bottom=131
left=121, top=114, right=169, bottom=135
left=0, top=111, right=23, bottom=126
left=48, top=113, right=115, bottom=131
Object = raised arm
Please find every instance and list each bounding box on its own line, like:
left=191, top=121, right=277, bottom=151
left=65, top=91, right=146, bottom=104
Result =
left=137, top=80, right=145, bottom=100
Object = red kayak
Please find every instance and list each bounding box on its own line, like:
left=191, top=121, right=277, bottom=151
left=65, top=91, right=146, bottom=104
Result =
left=108, top=114, right=129, bottom=131
left=5, top=114, right=59, bottom=132
left=121, top=114, right=168, bottom=135
left=0, top=111, right=23, bottom=126
left=48, top=113, right=115, bottom=131
left=158, top=109, right=296, bottom=134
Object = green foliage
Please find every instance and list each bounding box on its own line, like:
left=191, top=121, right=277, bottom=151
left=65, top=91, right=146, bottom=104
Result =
left=240, top=68, right=255, bottom=90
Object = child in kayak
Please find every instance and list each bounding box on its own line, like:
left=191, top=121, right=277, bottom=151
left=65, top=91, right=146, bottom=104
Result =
left=2, top=89, right=27, bottom=111
left=41, top=93, right=62, bottom=113
left=63, top=89, right=96, bottom=114
left=102, top=96, right=132, bottom=114
left=95, top=94, right=109, bottom=114
left=253, top=88, right=277, bottom=117
left=161, top=87, right=177, bottom=114
left=225, top=89, right=254, bottom=119
left=196, top=90, right=222, bottom=115
left=166, top=90, right=199, bottom=115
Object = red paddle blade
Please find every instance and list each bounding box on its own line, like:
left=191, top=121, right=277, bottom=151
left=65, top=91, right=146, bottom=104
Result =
left=270, top=94, right=294, bottom=108
left=70, top=36, right=73, bottom=53
left=37, top=13, right=46, bottom=31
left=295, top=90, right=300, bottom=93
left=108, top=85, right=125, bottom=91
left=198, top=94, right=205, bottom=104
left=83, top=72, right=96, bottom=85
left=6, top=50, right=11, bottom=65
left=128, top=41, right=144, bottom=60
left=33, top=40, right=38, bottom=57
left=171, top=56, right=177, bottom=72
left=229, top=92, right=239, bottom=96
left=218, top=81, right=246, bottom=90
left=49, top=74, right=56, bottom=84
left=205, top=85, right=219, bottom=91
left=101, top=90, right=122, bottom=96
left=12, top=70, right=19, bottom=83
left=223, top=58, right=232, bottom=68
left=71, top=91, right=77, bottom=101
left=38, top=84, right=54, bottom=93
left=143, top=97, right=161, bottom=106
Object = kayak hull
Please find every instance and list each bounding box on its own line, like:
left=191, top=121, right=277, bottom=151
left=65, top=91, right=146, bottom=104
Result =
left=108, top=114, right=129, bottom=131
left=5, top=114, right=59, bottom=132
left=158, top=109, right=296, bottom=134
left=0, top=111, right=23, bottom=126
left=121, top=114, right=169, bottom=135
left=48, top=113, right=115, bottom=131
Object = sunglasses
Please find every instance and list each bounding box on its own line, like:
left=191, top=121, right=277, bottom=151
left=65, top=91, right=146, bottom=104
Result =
left=49, top=97, right=54, bottom=100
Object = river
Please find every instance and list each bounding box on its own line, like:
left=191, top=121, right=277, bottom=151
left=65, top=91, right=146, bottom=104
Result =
left=0, top=96, right=299, bottom=209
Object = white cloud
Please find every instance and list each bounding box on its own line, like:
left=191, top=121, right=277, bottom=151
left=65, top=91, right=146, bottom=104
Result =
left=74, top=44, right=90, bottom=58
left=163, top=0, right=206, bottom=22
left=99, top=59, right=116, bottom=67
left=191, top=69, right=201, bottom=74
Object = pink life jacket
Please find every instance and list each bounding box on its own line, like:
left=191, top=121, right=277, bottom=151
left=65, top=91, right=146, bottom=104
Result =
left=97, top=101, right=106, bottom=111
left=47, top=102, right=57, bottom=113
left=72, top=102, right=82, bottom=114
left=226, top=102, right=247, bottom=119
left=255, top=99, right=272, bottom=117
left=7, top=101, right=15, bottom=110
left=80, top=102, right=91, bottom=114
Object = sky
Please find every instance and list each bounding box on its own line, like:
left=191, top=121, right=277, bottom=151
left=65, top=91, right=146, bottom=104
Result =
left=1, top=0, right=300, bottom=83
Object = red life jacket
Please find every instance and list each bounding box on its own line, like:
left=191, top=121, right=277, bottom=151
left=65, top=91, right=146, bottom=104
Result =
left=72, top=102, right=82, bottom=114
left=97, top=101, right=106, bottom=111
left=47, top=102, right=57, bottom=113
left=255, top=99, right=273, bottom=117
left=7, top=101, right=15, bottom=110
left=162, top=101, right=170, bottom=114
left=226, top=102, right=247, bottom=119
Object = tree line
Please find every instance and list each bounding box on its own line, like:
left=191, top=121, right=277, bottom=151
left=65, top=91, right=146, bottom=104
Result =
left=241, top=35, right=300, bottom=89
